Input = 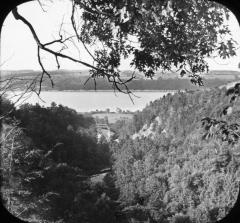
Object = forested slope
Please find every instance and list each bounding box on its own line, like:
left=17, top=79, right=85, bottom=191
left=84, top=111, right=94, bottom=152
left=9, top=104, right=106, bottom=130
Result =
left=111, top=87, right=240, bottom=223
left=2, top=87, right=240, bottom=223
left=1, top=100, right=117, bottom=223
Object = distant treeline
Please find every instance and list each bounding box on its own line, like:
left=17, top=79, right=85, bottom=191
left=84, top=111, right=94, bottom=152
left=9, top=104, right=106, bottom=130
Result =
left=44, top=76, right=231, bottom=91
left=2, top=69, right=239, bottom=91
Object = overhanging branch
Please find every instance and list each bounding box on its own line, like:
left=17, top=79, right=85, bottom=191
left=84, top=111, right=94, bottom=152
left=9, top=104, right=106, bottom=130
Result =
left=12, top=7, right=106, bottom=73
left=11, top=6, right=136, bottom=98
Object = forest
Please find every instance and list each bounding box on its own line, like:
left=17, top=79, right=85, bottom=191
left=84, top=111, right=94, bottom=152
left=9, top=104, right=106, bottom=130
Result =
left=110, top=86, right=240, bottom=223
left=1, top=85, right=240, bottom=223
left=1, top=100, right=115, bottom=223
left=1, top=0, right=240, bottom=222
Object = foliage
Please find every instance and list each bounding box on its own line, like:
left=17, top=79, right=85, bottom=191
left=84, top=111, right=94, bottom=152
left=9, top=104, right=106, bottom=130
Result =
left=2, top=87, right=240, bottom=222
left=202, top=83, right=240, bottom=144
left=3, top=0, right=240, bottom=222
left=111, top=87, right=240, bottom=222
left=75, top=0, right=236, bottom=84
left=10, top=0, right=237, bottom=93
left=1, top=100, right=115, bottom=222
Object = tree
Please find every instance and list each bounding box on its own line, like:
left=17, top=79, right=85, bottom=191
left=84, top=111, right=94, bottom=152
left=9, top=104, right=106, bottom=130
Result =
left=110, top=87, right=240, bottom=222
left=2, top=0, right=240, bottom=222
left=1, top=99, right=115, bottom=222
left=0, top=67, right=41, bottom=120
left=10, top=0, right=238, bottom=97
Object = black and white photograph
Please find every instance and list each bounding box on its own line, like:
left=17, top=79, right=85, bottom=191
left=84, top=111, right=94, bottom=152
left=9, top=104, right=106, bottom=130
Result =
left=1, top=0, right=240, bottom=222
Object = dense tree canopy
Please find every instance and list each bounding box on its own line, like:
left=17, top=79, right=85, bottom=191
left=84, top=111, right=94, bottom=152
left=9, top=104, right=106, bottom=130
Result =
left=11, top=0, right=238, bottom=93
left=2, top=87, right=240, bottom=222
left=110, top=87, right=240, bottom=222
left=1, top=100, right=115, bottom=222
left=2, top=1, right=240, bottom=222
left=76, top=0, right=235, bottom=79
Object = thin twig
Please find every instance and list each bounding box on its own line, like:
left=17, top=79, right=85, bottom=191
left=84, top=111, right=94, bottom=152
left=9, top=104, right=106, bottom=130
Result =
left=71, top=1, right=96, bottom=61
left=12, top=6, right=136, bottom=101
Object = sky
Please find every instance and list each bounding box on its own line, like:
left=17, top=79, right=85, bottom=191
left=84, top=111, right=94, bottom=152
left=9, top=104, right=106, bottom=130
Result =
left=1, top=0, right=240, bottom=71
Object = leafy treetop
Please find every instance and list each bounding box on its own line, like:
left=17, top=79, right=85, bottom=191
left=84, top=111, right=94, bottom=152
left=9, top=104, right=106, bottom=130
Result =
left=76, top=0, right=236, bottom=84
left=12, top=0, right=237, bottom=95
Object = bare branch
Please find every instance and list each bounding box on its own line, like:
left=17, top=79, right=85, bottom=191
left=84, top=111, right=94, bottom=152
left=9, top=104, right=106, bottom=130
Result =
left=71, top=2, right=96, bottom=61
left=12, top=7, right=97, bottom=71
left=83, top=76, right=92, bottom=86
left=37, top=46, right=54, bottom=95
left=11, top=6, right=136, bottom=100
left=55, top=55, right=60, bottom=69
left=12, top=8, right=42, bottom=46
left=0, top=75, right=44, bottom=120
left=43, top=36, right=63, bottom=46
left=37, top=0, right=47, bottom=12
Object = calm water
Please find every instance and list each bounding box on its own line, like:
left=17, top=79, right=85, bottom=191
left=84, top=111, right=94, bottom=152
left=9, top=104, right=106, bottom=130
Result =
left=8, top=91, right=174, bottom=112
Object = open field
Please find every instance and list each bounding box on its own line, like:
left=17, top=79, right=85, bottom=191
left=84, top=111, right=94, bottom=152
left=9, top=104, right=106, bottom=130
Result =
left=91, top=112, right=134, bottom=124
left=2, top=69, right=240, bottom=91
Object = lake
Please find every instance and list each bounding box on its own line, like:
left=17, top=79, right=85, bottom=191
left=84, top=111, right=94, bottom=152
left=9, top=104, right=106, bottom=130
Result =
left=8, top=90, right=176, bottom=112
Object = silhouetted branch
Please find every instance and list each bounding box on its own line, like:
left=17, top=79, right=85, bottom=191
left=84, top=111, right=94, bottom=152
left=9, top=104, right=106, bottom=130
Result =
left=12, top=6, right=136, bottom=100
left=37, top=46, right=54, bottom=95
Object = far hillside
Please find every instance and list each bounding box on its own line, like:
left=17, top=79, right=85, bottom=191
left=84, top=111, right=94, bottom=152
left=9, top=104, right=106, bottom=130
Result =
left=2, top=69, right=240, bottom=91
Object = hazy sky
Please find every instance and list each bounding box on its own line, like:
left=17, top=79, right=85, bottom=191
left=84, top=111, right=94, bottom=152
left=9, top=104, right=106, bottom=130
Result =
left=1, top=0, right=240, bottom=71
